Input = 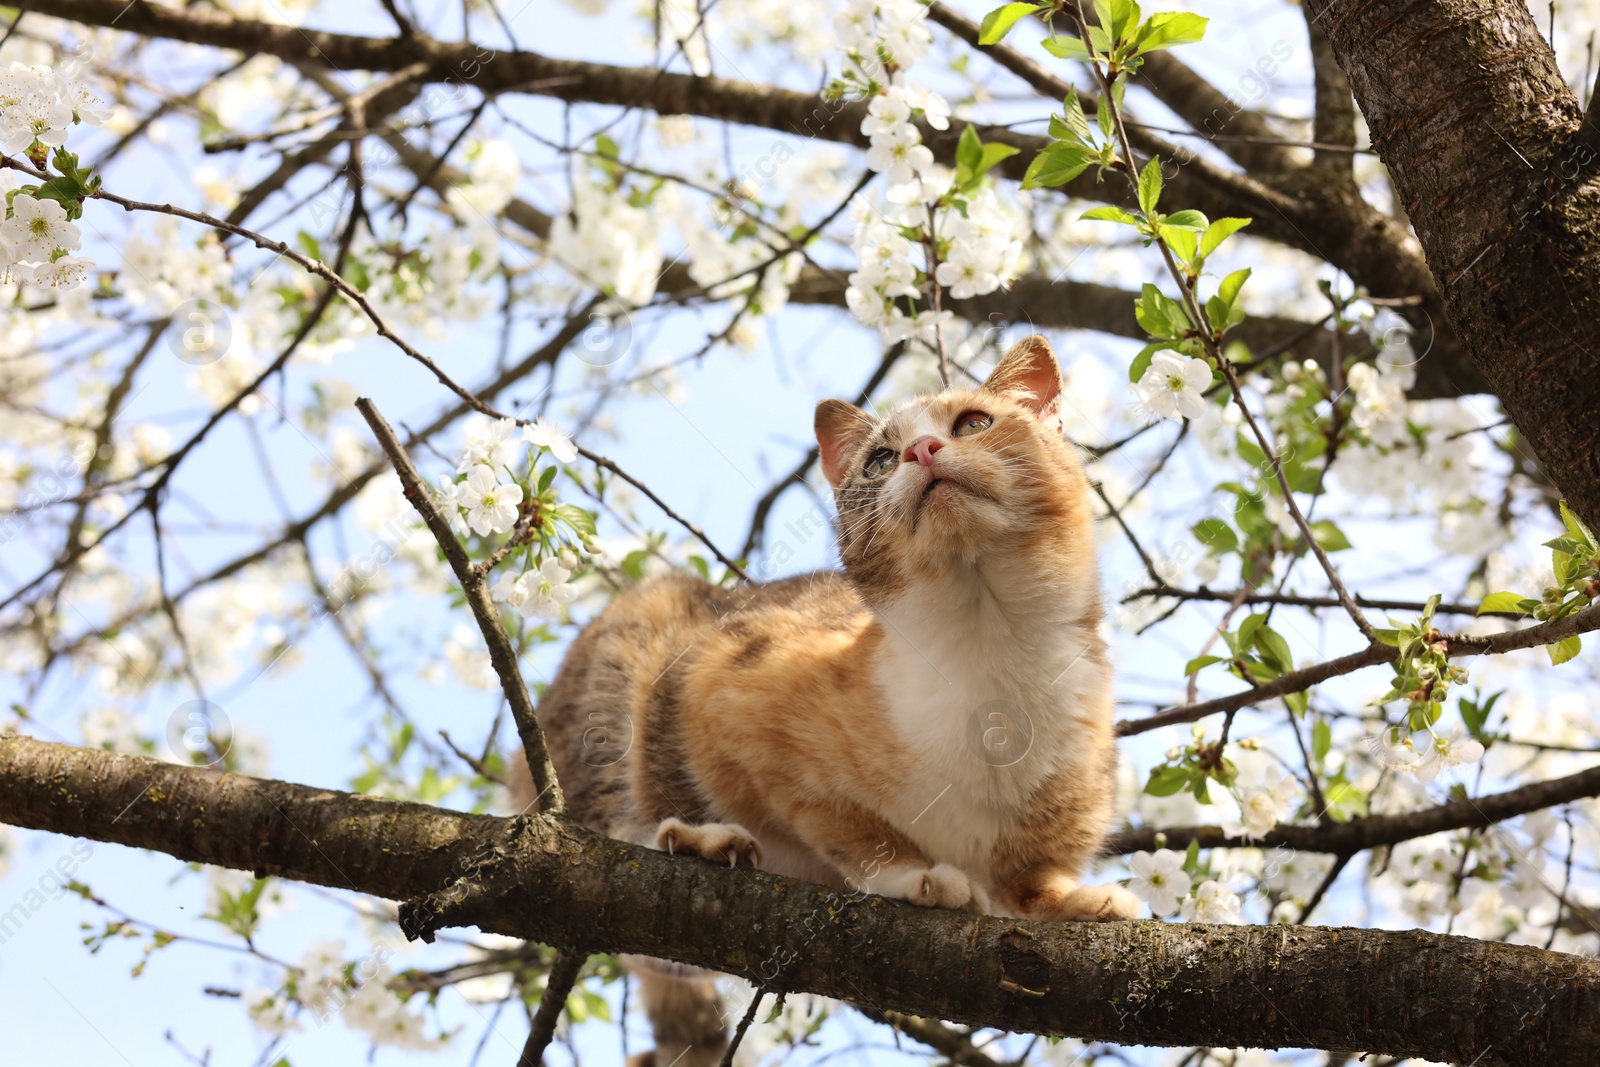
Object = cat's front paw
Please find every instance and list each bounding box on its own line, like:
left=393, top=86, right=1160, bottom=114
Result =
left=873, top=863, right=991, bottom=912
left=656, top=818, right=763, bottom=868
left=1053, top=883, right=1141, bottom=922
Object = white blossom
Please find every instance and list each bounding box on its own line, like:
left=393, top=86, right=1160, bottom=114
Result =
left=460, top=464, right=522, bottom=536
left=1, top=193, right=82, bottom=262
left=1134, top=352, right=1212, bottom=422
left=523, top=416, right=577, bottom=463
left=1127, top=849, right=1191, bottom=915
left=1181, top=879, right=1244, bottom=923
left=1411, top=723, right=1486, bottom=783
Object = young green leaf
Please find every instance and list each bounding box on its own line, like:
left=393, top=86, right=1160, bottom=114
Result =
left=1138, top=156, right=1163, bottom=215
left=1163, top=208, right=1209, bottom=230
left=1185, top=654, right=1226, bottom=675
left=1559, top=500, right=1597, bottom=549
left=1144, top=763, right=1191, bottom=796
left=1191, top=517, right=1238, bottom=553
left=978, top=2, right=1042, bottom=45
left=1199, top=216, right=1252, bottom=258
left=1135, top=11, right=1209, bottom=54
left=1309, top=519, right=1351, bottom=552
left=1217, top=267, right=1251, bottom=309
left=1477, top=591, right=1538, bottom=616
left=1080, top=204, right=1141, bottom=225
left=1023, top=142, right=1095, bottom=188
left=1548, top=634, right=1582, bottom=666
left=1041, top=34, right=1092, bottom=61
left=1311, top=718, right=1331, bottom=762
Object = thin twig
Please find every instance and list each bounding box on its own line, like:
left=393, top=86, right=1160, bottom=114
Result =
left=519, top=949, right=586, bottom=1067
left=356, top=398, right=564, bottom=814
left=719, top=987, right=767, bottom=1067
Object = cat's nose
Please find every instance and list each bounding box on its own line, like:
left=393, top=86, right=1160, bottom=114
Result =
left=903, top=436, right=944, bottom=468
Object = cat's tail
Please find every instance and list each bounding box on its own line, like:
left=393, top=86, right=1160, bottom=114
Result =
left=622, top=956, right=729, bottom=1067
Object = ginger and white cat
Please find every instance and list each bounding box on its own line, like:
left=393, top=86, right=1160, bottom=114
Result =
left=521, top=336, right=1136, bottom=1067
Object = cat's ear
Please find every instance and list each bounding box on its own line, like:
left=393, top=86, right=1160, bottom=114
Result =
left=981, top=335, right=1063, bottom=421
left=815, top=399, right=874, bottom=489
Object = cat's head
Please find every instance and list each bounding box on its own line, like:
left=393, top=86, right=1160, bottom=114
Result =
left=814, top=336, right=1096, bottom=599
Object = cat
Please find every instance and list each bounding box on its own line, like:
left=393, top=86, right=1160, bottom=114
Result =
left=515, top=335, right=1137, bottom=1067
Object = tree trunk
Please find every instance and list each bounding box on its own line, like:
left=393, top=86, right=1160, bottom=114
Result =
left=1305, top=0, right=1600, bottom=529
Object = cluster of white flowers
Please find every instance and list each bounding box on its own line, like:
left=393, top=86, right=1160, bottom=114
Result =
left=434, top=415, right=586, bottom=621
left=245, top=940, right=446, bottom=1050
left=1180, top=877, right=1244, bottom=923
left=1127, top=847, right=1246, bottom=922
left=0, top=63, right=107, bottom=289
left=549, top=168, right=663, bottom=307
left=836, top=3, right=1025, bottom=344
left=1222, top=764, right=1301, bottom=840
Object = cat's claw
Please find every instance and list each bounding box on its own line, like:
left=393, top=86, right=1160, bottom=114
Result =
left=655, top=818, right=763, bottom=868
left=873, top=863, right=991, bottom=913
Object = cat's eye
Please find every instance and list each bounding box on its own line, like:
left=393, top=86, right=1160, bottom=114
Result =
left=953, top=411, right=993, bottom=437
left=863, top=447, right=897, bottom=478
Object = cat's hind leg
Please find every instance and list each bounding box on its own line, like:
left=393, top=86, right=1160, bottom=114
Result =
left=655, top=817, right=764, bottom=868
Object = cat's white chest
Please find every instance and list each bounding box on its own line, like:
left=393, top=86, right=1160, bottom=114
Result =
left=872, top=574, right=1108, bottom=874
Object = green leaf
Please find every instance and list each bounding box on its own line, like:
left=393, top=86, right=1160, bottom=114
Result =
left=1542, top=535, right=1588, bottom=557
left=1135, top=11, right=1208, bottom=54
left=1183, top=836, right=1201, bottom=875
left=537, top=464, right=558, bottom=493
left=1477, top=591, right=1537, bottom=616
left=1185, top=654, right=1225, bottom=675
left=1559, top=500, right=1597, bottom=549
left=687, top=555, right=711, bottom=581
left=1199, top=216, right=1251, bottom=258
left=1041, top=34, right=1091, bottom=61
left=1060, top=89, right=1093, bottom=143
left=1163, top=209, right=1209, bottom=230
left=1023, top=142, right=1094, bottom=188
left=977, top=141, right=1021, bottom=175
left=1310, top=519, right=1351, bottom=552
left=956, top=124, right=983, bottom=174
left=1371, top=628, right=1402, bottom=647
left=552, top=503, right=597, bottom=537
left=1548, top=635, right=1582, bottom=666
left=1163, top=225, right=1198, bottom=263
left=1217, top=267, right=1251, bottom=309
left=1137, top=156, right=1163, bottom=215
left=1191, top=517, right=1238, bottom=553
left=1253, top=624, right=1293, bottom=676
left=1080, top=204, right=1140, bottom=225
left=978, top=2, right=1041, bottom=44
left=1312, top=718, right=1331, bottom=762
left=1144, top=764, right=1191, bottom=797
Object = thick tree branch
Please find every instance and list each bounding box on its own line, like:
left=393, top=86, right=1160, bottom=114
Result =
left=2, top=734, right=1597, bottom=1065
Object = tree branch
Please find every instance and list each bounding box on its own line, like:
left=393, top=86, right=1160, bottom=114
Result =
left=1108, top=761, right=1600, bottom=854
left=2, top=734, right=1596, bottom=1065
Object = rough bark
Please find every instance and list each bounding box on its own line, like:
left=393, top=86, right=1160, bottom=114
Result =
left=3, top=734, right=1597, bottom=1065
left=1304, top=0, right=1600, bottom=529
